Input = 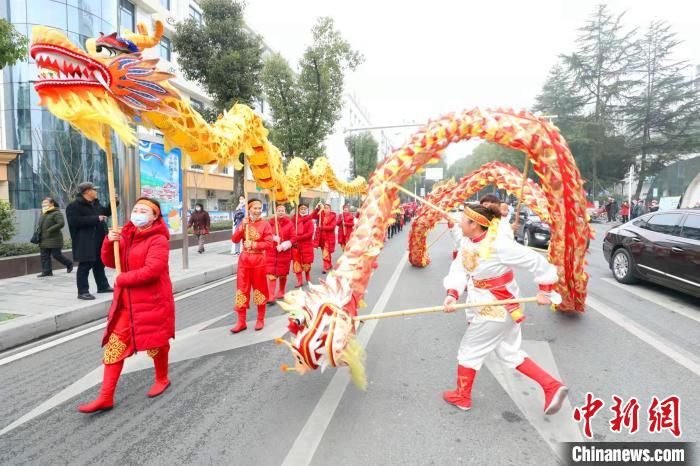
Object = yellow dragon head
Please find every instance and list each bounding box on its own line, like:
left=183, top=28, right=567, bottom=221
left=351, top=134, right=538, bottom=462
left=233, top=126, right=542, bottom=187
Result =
left=30, top=21, right=177, bottom=148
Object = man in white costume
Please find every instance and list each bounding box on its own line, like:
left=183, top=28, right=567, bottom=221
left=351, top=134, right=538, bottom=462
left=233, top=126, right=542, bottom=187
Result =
left=442, top=202, right=568, bottom=415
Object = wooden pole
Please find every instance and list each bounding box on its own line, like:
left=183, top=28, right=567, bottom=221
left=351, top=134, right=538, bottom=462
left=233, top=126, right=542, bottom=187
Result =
left=243, top=155, right=249, bottom=242
left=180, top=151, right=189, bottom=270
left=426, top=226, right=450, bottom=250
left=271, top=188, right=279, bottom=237
left=353, top=297, right=539, bottom=322
left=392, top=183, right=458, bottom=222
left=102, top=126, right=121, bottom=274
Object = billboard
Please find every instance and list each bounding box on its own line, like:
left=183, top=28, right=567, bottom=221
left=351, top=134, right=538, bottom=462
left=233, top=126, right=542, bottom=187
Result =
left=139, top=140, right=183, bottom=235
left=425, top=167, right=444, bottom=181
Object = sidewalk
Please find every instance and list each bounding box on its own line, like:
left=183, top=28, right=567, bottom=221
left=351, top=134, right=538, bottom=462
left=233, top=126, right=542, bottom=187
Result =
left=0, top=240, right=238, bottom=352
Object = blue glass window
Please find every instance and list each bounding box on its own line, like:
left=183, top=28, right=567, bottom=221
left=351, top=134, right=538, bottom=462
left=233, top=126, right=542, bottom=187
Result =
left=67, top=6, right=98, bottom=37
left=101, top=0, right=119, bottom=31
left=189, top=5, right=203, bottom=25
left=7, top=0, right=28, bottom=23
left=159, top=36, right=171, bottom=61
left=119, top=0, right=134, bottom=32
left=160, top=0, right=170, bottom=11
left=27, top=0, right=68, bottom=30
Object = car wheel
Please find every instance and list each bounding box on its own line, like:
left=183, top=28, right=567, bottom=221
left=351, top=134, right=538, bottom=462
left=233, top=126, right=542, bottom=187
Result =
left=611, top=248, right=637, bottom=284
left=523, top=230, right=531, bottom=247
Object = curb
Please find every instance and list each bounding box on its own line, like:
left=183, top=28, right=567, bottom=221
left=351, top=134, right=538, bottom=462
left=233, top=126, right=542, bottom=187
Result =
left=0, top=263, right=237, bottom=353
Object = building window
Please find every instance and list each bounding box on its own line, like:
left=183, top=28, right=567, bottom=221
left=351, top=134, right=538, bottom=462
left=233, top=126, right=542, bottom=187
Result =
left=160, top=0, right=171, bottom=10
left=221, top=165, right=230, bottom=175
left=159, top=36, right=172, bottom=61
left=189, top=5, right=203, bottom=25
left=119, top=0, right=135, bottom=32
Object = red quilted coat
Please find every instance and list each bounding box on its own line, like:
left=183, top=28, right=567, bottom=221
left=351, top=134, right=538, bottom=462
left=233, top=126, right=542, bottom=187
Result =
left=336, top=212, right=356, bottom=245
left=312, top=210, right=337, bottom=253
left=265, top=216, right=296, bottom=276
left=101, top=218, right=175, bottom=351
left=291, top=214, right=315, bottom=264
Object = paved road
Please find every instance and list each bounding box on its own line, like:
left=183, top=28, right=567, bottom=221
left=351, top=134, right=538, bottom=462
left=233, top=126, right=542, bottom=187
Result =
left=1, top=222, right=698, bottom=465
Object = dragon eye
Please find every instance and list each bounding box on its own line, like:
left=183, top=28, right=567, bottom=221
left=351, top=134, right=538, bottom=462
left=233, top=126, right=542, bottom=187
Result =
left=95, top=45, right=118, bottom=58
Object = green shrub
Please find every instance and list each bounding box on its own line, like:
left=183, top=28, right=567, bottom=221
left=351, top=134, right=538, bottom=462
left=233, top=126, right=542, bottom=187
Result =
left=0, top=238, right=72, bottom=258
left=0, top=200, right=17, bottom=243
left=210, top=221, right=233, bottom=232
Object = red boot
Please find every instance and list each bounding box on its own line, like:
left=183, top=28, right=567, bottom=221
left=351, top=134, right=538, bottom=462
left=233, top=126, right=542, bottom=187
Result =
left=305, top=271, right=311, bottom=283
left=516, top=358, right=568, bottom=415
left=276, top=277, right=287, bottom=300
left=147, top=344, right=171, bottom=398
left=78, top=360, right=124, bottom=413
left=267, top=278, right=277, bottom=305
left=295, top=272, right=303, bottom=288
left=255, top=305, right=266, bottom=331
left=230, top=308, right=247, bottom=333
left=443, top=365, right=476, bottom=411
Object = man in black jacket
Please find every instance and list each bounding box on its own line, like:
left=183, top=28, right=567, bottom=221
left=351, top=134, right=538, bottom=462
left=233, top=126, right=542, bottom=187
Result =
left=66, top=182, right=115, bottom=300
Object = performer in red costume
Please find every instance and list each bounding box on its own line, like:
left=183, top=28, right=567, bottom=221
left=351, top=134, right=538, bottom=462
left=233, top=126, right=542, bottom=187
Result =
left=231, top=199, right=273, bottom=332
left=78, top=197, right=175, bottom=413
left=336, top=203, right=356, bottom=250
left=312, top=203, right=337, bottom=274
left=442, top=203, right=568, bottom=415
left=291, top=203, right=315, bottom=287
left=266, top=204, right=296, bottom=303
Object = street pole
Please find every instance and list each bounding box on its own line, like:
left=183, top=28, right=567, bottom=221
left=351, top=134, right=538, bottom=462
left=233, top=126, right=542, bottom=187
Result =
left=181, top=154, right=189, bottom=270
left=628, top=165, right=634, bottom=208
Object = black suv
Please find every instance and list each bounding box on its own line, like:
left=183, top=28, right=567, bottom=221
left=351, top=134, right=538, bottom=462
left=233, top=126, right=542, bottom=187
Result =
left=512, top=206, right=551, bottom=248
left=602, top=209, right=700, bottom=298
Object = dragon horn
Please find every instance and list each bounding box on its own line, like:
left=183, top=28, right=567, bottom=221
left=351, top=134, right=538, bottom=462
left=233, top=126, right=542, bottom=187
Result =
left=274, top=338, right=293, bottom=350
left=280, top=364, right=297, bottom=373
left=125, top=20, right=164, bottom=50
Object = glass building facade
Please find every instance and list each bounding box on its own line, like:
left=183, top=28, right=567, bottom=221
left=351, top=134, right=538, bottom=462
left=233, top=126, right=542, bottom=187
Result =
left=1, top=0, right=121, bottom=209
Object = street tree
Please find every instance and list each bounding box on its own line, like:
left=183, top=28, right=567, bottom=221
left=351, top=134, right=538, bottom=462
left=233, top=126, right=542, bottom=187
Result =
left=33, top=128, right=96, bottom=208
left=562, top=4, right=639, bottom=197
left=262, top=17, right=364, bottom=165
left=0, top=19, right=27, bottom=69
left=624, top=20, right=700, bottom=197
left=345, top=132, right=378, bottom=181
left=172, top=0, right=264, bottom=198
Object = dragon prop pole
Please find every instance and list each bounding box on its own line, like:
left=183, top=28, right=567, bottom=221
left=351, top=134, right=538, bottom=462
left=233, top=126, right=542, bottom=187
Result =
left=354, top=297, right=539, bottom=321
left=244, top=156, right=249, bottom=242
left=393, top=183, right=458, bottom=223
left=102, top=126, right=121, bottom=274
left=426, top=226, right=450, bottom=250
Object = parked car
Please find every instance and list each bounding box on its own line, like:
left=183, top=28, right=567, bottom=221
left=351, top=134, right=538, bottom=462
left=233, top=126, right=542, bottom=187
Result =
left=602, top=209, right=700, bottom=298
left=512, top=206, right=551, bottom=248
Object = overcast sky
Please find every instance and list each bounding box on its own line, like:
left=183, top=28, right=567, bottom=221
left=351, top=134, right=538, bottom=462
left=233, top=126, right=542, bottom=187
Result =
left=245, top=0, right=700, bottom=163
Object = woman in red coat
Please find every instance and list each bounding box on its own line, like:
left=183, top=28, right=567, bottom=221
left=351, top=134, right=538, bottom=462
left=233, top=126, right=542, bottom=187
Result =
left=78, top=197, right=175, bottom=413
left=312, top=203, right=337, bottom=273
left=291, top=203, right=314, bottom=287
left=231, top=199, right=274, bottom=332
left=266, top=204, right=296, bottom=302
left=336, top=203, right=356, bottom=250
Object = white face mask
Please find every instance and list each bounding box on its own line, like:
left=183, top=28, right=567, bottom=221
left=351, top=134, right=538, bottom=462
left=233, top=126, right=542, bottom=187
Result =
left=195, top=206, right=201, bottom=211
left=131, top=212, right=151, bottom=228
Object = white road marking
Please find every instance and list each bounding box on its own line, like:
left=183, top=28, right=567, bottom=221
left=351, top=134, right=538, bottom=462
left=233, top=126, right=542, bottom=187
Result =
left=0, top=312, right=286, bottom=437
left=281, top=253, right=410, bottom=466
left=0, top=276, right=236, bottom=367
left=586, top=295, right=700, bottom=377
left=485, top=340, right=582, bottom=463
left=600, top=278, right=700, bottom=324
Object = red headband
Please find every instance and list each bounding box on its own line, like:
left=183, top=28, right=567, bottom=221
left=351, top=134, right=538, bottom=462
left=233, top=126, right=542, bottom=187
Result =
left=136, top=199, right=160, bottom=217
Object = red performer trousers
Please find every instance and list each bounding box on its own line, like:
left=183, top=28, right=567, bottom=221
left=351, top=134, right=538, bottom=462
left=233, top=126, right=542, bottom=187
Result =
left=235, top=264, right=268, bottom=313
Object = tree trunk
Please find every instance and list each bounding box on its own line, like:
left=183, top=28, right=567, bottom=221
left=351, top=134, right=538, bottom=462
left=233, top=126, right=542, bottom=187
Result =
left=234, top=163, right=245, bottom=199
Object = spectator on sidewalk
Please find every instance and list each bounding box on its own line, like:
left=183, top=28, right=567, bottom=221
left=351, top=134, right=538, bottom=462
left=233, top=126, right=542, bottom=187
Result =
left=649, top=200, right=659, bottom=212
left=620, top=201, right=630, bottom=223
left=188, top=203, right=211, bottom=254
left=37, top=196, right=73, bottom=277
left=231, top=195, right=246, bottom=255
left=66, top=182, right=115, bottom=300
left=78, top=197, right=175, bottom=413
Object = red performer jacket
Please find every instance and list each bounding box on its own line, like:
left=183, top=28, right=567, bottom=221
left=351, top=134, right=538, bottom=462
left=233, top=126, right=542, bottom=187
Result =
left=101, top=218, right=175, bottom=351
left=312, top=209, right=337, bottom=253
left=232, top=217, right=274, bottom=268
left=291, top=214, right=315, bottom=264
left=336, top=212, right=356, bottom=245
left=265, top=216, right=296, bottom=276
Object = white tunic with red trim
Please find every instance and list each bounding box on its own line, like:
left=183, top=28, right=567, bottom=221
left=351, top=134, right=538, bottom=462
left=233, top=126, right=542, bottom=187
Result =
left=443, top=231, right=558, bottom=324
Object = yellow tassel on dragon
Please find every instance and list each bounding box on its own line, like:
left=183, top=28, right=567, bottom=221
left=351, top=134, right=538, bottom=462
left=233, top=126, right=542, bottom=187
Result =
left=29, top=21, right=366, bottom=203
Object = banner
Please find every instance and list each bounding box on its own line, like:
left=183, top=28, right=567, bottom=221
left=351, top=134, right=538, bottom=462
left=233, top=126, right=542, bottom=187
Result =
left=139, top=140, right=183, bottom=235
left=425, top=167, right=444, bottom=181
